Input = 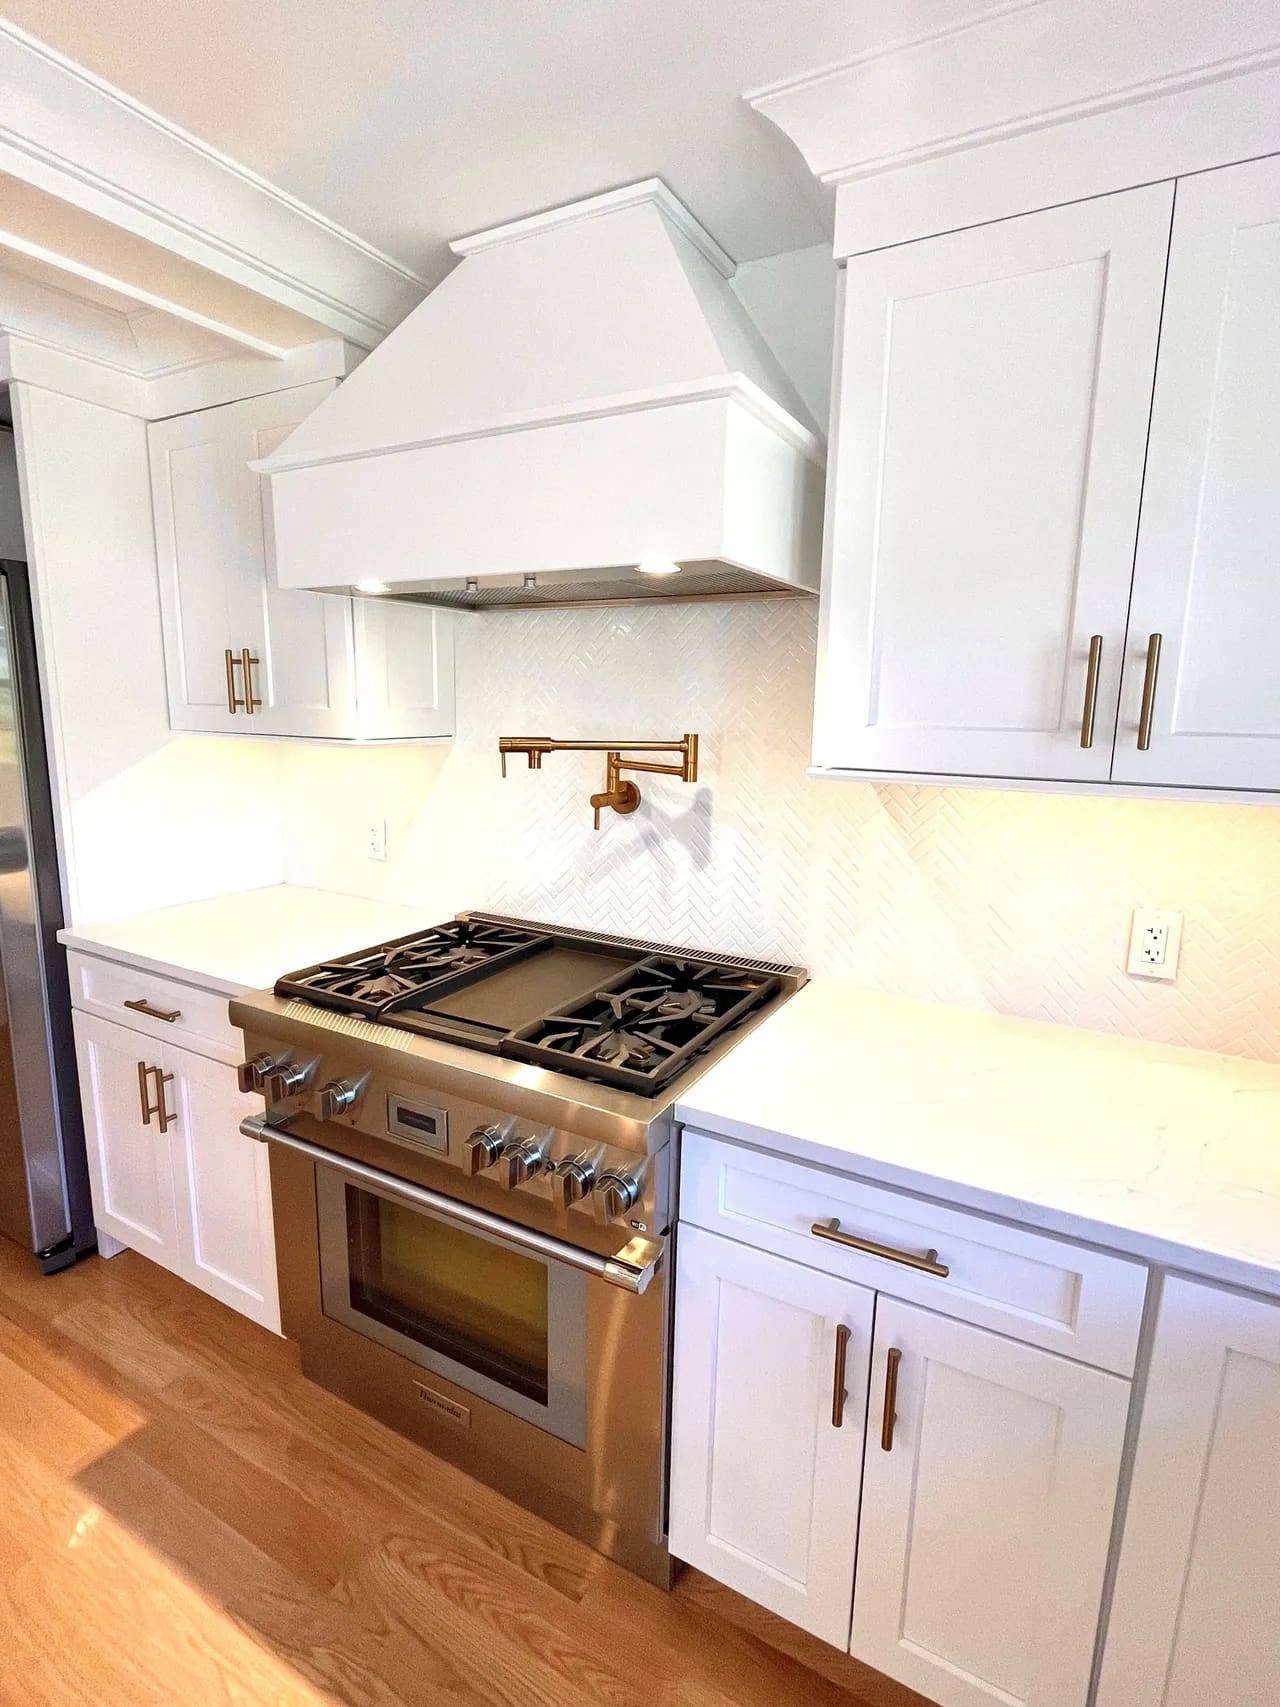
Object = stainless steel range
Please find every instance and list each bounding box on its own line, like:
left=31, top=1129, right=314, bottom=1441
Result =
left=230, top=911, right=803, bottom=1585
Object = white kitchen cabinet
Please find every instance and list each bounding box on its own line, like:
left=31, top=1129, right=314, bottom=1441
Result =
left=668, top=1223, right=874, bottom=1646
left=1097, top=1276, right=1280, bottom=1707
left=814, top=183, right=1172, bottom=783
left=851, top=1298, right=1129, bottom=1707
left=150, top=382, right=453, bottom=741
left=169, top=1044, right=279, bottom=1332
left=72, top=997, right=280, bottom=1333
left=1112, top=154, right=1280, bottom=791
left=74, top=1010, right=182, bottom=1274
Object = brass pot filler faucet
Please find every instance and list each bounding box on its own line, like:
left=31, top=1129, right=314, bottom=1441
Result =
left=498, top=733, right=699, bottom=829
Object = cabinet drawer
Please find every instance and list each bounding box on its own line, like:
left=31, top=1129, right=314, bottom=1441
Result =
left=67, top=951, right=238, bottom=1064
left=680, top=1131, right=1146, bottom=1375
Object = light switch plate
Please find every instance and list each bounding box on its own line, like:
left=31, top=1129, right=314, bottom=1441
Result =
left=1127, top=908, right=1182, bottom=981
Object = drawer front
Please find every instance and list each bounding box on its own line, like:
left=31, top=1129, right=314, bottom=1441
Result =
left=680, top=1131, right=1146, bottom=1375
left=67, top=951, right=239, bottom=1064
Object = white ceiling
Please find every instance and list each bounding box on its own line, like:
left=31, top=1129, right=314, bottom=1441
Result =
left=0, top=0, right=966, bottom=277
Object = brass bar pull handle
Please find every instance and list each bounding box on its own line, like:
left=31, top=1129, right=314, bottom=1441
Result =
left=881, top=1347, right=902, bottom=1452
left=124, top=998, right=182, bottom=1023
left=811, top=1218, right=950, bottom=1278
left=831, top=1323, right=852, bottom=1428
left=224, top=648, right=245, bottom=714
left=1136, top=632, right=1162, bottom=751
left=137, top=1059, right=155, bottom=1125
left=242, top=649, right=262, bottom=714
left=153, top=1068, right=176, bottom=1133
left=1079, top=635, right=1103, bottom=749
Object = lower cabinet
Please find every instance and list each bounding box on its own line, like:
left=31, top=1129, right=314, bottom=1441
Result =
left=852, top=1299, right=1129, bottom=1707
left=1097, top=1276, right=1280, bottom=1707
left=670, top=1215, right=1134, bottom=1706
left=74, top=1011, right=279, bottom=1332
left=669, top=1224, right=874, bottom=1645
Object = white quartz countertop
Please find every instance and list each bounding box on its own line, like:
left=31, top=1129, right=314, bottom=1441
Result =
left=58, top=885, right=438, bottom=997
left=677, top=981, right=1280, bottom=1297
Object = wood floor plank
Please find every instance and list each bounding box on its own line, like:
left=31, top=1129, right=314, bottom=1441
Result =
left=0, top=1233, right=930, bottom=1707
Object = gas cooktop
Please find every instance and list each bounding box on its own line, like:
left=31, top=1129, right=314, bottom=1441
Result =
left=275, top=914, right=800, bottom=1095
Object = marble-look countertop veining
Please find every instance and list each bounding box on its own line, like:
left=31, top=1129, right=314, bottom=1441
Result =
left=58, top=885, right=444, bottom=997
left=677, top=981, right=1280, bottom=1298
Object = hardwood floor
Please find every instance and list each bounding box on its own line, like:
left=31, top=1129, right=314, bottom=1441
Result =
left=0, top=1235, right=932, bottom=1707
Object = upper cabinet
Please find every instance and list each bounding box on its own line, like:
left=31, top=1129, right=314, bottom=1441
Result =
left=1113, top=154, right=1280, bottom=789
left=149, top=382, right=454, bottom=741
left=815, top=154, right=1280, bottom=796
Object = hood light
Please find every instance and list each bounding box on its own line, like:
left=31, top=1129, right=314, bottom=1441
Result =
left=636, top=559, right=683, bottom=577
left=355, top=578, right=391, bottom=594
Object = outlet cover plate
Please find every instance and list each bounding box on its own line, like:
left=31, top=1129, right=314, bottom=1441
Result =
left=367, top=818, right=387, bottom=862
left=1127, top=908, right=1182, bottom=981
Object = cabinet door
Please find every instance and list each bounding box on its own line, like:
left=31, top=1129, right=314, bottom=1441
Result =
left=1097, top=1277, right=1280, bottom=1707
left=167, top=1043, right=280, bottom=1332
left=251, top=389, right=359, bottom=740
left=150, top=401, right=271, bottom=734
left=1113, top=155, right=1280, bottom=790
left=668, top=1224, right=874, bottom=1646
left=852, top=1299, right=1129, bottom=1707
left=815, top=184, right=1172, bottom=782
left=72, top=1013, right=180, bottom=1272
left=351, top=599, right=455, bottom=740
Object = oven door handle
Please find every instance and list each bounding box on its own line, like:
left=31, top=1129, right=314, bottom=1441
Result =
left=240, top=1114, right=664, bottom=1295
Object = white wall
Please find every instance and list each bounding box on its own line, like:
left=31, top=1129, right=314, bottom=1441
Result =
left=10, top=382, right=284, bottom=922
left=0, top=429, right=25, bottom=557
left=732, top=244, right=838, bottom=433
left=279, top=601, right=1280, bottom=1065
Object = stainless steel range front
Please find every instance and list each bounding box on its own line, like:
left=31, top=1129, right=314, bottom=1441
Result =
left=230, top=912, right=804, bottom=1586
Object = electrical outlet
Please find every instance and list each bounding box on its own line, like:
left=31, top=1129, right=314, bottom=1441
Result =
left=1126, top=908, right=1182, bottom=981
left=367, top=819, right=387, bottom=862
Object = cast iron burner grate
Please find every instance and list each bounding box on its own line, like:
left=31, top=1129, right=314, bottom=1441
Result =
left=275, top=920, right=546, bottom=1019
left=504, top=957, right=782, bottom=1094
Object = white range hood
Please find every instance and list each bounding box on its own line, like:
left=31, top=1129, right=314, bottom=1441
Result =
left=255, top=181, right=825, bottom=611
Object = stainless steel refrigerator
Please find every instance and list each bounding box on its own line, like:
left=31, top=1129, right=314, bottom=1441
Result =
left=0, top=557, right=93, bottom=1271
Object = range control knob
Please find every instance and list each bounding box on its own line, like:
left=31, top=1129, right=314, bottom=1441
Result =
left=504, top=1137, right=548, bottom=1189
left=236, top=1052, right=280, bottom=1094
left=318, top=1077, right=364, bottom=1120
left=263, top=1059, right=315, bottom=1103
left=466, top=1121, right=512, bottom=1176
left=591, top=1167, right=641, bottom=1225
left=552, top=1154, right=596, bottom=1210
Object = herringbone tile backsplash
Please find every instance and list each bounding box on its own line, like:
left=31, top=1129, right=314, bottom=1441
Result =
left=281, top=602, right=1280, bottom=1063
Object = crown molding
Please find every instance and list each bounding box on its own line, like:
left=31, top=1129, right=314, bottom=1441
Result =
left=0, top=20, right=432, bottom=349
left=748, top=0, right=1280, bottom=187
left=0, top=328, right=351, bottom=420
left=451, top=179, right=738, bottom=278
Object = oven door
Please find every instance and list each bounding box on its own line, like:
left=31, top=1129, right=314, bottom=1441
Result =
left=316, top=1164, right=588, bottom=1445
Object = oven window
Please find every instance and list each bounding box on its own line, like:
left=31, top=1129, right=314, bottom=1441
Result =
left=343, top=1185, right=550, bottom=1405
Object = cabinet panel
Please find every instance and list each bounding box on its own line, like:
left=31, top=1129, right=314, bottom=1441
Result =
left=352, top=599, right=455, bottom=740
left=669, top=1224, right=874, bottom=1646
left=815, top=183, right=1172, bottom=781
left=169, top=1044, right=280, bottom=1332
left=252, top=398, right=357, bottom=739
left=150, top=410, right=267, bottom=733
left=852, top=1298, right=1128, bottom=1707
left=73, top=1012, right=180, bottom=1271
left=1114, top=155, right=1280, bottom=789
left=1097, top=1276, right=1280, bottom=1707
